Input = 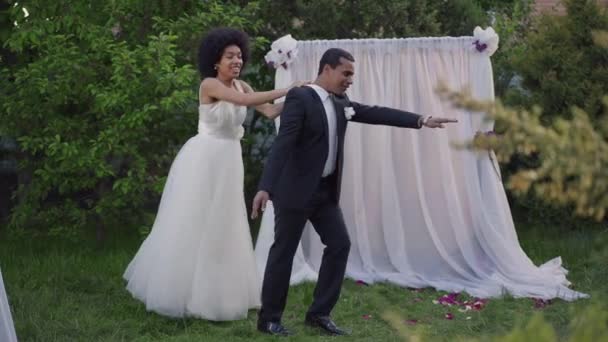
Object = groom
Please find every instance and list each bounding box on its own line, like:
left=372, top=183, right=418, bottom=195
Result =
left=251, top=48, right=457, bottom=336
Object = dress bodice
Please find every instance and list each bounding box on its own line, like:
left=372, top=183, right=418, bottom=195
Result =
left=198, top=81, right=247, bottom=140
left=198, top=101, right=247, bottom=140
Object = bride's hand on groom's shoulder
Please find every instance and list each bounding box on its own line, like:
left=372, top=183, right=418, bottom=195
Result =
left=289, top=80, right=311, bottom=89
left=423, top=116, right=458, bottom=129
left=251, top=190, right=270, bottom=219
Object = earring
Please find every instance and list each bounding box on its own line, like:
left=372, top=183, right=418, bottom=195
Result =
left=214, top=65, right=218, bottom=70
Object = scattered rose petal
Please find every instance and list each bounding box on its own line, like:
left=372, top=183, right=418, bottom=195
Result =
left=405, top=319, right=418, bottom=325
left=437, top=292, right=461, bottom=306
left=433, top=293, right=489, bottom=312
left=355, top=280, right=369, bottom=286
left=444, top=313, right=454, bottom=320
left=532, top=298, right=552, bottom=309
left=362, top=314, right=372, bottom=320
left=472, top=299, right=488, bottom=310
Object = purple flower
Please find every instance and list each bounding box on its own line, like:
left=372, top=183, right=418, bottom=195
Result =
left=473, top=40, right=488, bottom=52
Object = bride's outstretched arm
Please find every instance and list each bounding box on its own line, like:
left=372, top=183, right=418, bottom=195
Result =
left=239, top=80, right=285, bottom=119
left=200, top=77, right=289, bottom=107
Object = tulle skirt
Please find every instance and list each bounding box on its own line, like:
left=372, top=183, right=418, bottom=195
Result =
left=124, top=133, right=260, bottom=321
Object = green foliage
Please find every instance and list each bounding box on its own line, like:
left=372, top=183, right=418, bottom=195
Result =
left=507, top=0, right=608, bottom=122
left=494, top=314, right=557, bottom=342
left=492, top=303, right=608, bottom=342
left=248, top=0, right=443, bottom=40
left=436, top=0, right=488, bottom=36
left=474, top=0, right=608, bottom=223
left=439, top=85, right=608, bottom=221
left=0, top=0, right=262, bottom=238
left=487, top=0, right=533, bottom=98
left=244, top=0, right=524, bottom=41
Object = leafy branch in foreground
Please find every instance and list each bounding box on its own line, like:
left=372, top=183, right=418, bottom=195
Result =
left=437, top=83, right=608, bottom=221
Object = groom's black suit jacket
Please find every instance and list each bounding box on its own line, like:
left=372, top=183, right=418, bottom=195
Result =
left=259, top=85, right=423, bottom=209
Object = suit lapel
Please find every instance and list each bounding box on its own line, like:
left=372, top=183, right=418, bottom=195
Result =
left=307, top=86, right=329, bottom=137
left=331, top=94, right=348, bottom=136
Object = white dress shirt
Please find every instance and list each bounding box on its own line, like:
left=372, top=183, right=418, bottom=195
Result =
left=307, top=84, right=338, bottom=177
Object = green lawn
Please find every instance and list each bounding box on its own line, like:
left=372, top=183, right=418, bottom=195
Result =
left=0, top=221, right=605, bottom=341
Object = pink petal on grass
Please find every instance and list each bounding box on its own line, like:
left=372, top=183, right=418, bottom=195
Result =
left=362, top=314, right=372, bottom=320
left=473, top=301, right=486, bottom=310
left=532, top=298, right=552, bottom=309
left=444, top=313, right=454, bottom=320
left=437, top=292, right=461, bottom=306
left=355, top=280, right=369, bottom=286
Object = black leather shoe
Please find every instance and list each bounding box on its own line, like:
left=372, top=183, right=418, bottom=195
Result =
left=305, top=315, right=350, bottom=336
left=257, top=321, right=295, bottom=336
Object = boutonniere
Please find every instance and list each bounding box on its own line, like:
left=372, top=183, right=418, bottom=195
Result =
left=344, top=106, right=355, bottom=120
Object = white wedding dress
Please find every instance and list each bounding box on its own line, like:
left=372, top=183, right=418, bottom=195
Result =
left=0, top=268, right=17, bottom=342
left=123, top=81, right=261, bottom=320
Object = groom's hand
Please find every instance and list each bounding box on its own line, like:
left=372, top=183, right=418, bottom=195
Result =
left=423, top=116, right=458, bottom=128
left=251, top=190, right=270, bottom=219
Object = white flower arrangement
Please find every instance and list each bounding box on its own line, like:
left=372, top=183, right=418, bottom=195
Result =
left=264, top=34, right=299, bottom=70
left=471, top=26, right=499, bottom=56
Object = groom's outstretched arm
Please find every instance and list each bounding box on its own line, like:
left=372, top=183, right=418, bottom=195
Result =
left=349, top=101, right=423, bottom=129
left=258, top=87, right=306, bottom=195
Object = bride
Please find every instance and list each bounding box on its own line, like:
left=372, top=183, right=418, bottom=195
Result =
left=123, top=28, right=306, bottom=321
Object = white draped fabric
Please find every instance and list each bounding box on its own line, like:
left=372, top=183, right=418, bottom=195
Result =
left=0, top=268, right=17, bottom=342
left=254, top=37, right=588, bottom=301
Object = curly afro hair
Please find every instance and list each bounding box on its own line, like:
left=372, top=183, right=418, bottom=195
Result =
left=198, top=28, right=250, bottom=79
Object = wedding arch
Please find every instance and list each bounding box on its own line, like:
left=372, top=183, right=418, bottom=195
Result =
left=254, top=29, right=587, bottom=301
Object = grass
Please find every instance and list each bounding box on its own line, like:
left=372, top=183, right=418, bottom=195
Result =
left=0, top=220, right=606, bottom=341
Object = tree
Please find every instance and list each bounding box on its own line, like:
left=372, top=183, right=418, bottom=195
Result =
left=238, top=0, right=444, bottom=40
left=435, top=0, right=488, bottom=36
left=441, top=85, right=608, bottom=221
left=0, top=0, right=263, bottom=240
left=507, top=0, right=608, bottom=122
